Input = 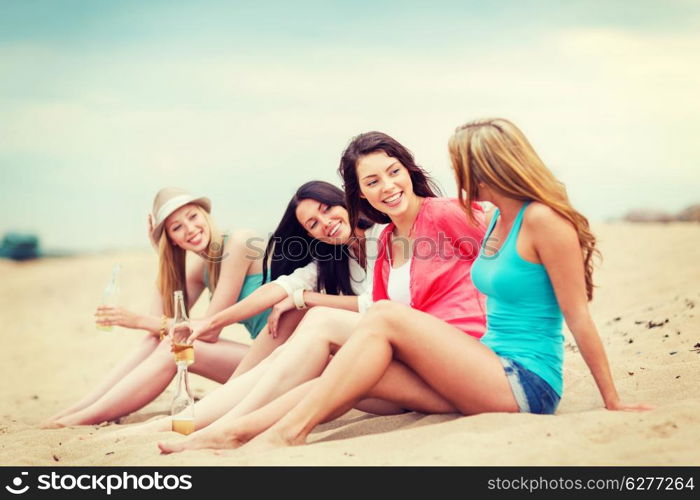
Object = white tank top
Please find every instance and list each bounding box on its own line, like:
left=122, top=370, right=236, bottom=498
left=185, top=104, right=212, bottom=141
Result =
left=387, top=261, right=411, bottom=306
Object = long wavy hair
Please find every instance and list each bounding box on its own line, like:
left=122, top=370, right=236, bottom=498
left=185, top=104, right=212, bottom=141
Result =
left=157, top=205, right=224, bottom=316
left=448, top=118, right=599, bottom=300
left=262, top=181, right=373, bottom=296
left=338, top=131, right=442, bottom=229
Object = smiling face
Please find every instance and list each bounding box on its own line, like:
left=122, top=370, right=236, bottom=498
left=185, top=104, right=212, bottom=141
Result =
left=356, top=151, right=415, bottom=217
left=165, top=204, right=211, bottom=253
left=295, top=199, right=352, bottom=245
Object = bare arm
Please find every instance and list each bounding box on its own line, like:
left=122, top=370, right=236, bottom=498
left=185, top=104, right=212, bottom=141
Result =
left=301, top=292, right=359, bottom=311
left=207, top=282, right=288, bottom=332
left=528, top=204, right=649, bottom=411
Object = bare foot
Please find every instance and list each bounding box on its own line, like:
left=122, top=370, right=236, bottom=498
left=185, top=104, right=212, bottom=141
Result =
left=40, top=406, right=83, bottom=426
left=48, top=414, right=90, bottom=428
left=158, top=428, right=247, bottom=455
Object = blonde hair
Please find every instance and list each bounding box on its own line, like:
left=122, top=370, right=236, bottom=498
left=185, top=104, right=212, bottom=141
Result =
left=157, top=205, right=225, bottom=316
left=448, top=118, right=599, bottom=300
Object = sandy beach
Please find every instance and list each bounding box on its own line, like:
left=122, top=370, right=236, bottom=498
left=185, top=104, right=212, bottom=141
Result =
left=1, top=223, right=699, bottom=466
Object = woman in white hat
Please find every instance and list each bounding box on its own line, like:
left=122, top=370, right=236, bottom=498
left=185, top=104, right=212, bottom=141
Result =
left=42, top=187, right=281, bottom=427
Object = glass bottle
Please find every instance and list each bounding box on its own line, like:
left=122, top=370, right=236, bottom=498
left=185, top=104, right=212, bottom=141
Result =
left=170, top=290, right=194, bottom=365
left=96, top=264, right=121, bottom=332
left=171, top=362, right=195, bottom=435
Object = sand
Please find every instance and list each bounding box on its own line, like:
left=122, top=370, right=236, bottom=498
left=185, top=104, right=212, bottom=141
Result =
left=1, top=223, right=699, bottom=466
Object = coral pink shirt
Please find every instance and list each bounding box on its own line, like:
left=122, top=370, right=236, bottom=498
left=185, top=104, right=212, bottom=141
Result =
left=372, top=197, right=487, bottom=338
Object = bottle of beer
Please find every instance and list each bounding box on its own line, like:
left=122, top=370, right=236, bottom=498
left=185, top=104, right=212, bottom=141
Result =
left=170, top=290, right=194, bottom=365
left=171, top=362, right=195, bottom=435
left=96, top=264, right=121, bottom=332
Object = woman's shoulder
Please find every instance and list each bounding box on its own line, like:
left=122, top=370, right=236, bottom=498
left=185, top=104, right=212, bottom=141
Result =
left=224, top=228, right=259, bottom=242
left=222, top=228, right=261, bottom=249
left=523, top=202, right=564, bottom=224
left=424, top=197, right=485, bottom=231
left=219, top=228, right=264, bottom=263
left=423, top=197, right=479, bottom=216
left=424, top=196, right=459, bottom=210
left=523, top=202, right=576, bottom=238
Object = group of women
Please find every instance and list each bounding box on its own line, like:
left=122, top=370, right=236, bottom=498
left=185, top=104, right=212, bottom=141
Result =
left=42, top=118, right=649, bottom=452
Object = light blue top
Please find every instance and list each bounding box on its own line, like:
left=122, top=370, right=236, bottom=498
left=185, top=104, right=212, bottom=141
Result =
left=471, top=202, right=564, bottom=396
left=203, top=234, right=271, bottom=339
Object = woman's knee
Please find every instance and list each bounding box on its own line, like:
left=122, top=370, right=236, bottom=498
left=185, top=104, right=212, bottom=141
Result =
left=293, top=306, right=343, bottom=339
left=298, top=306, right=336, bottom=326
left=363, top=300, right=405, bottom=328
left=353, top=300, right=414, bottom=345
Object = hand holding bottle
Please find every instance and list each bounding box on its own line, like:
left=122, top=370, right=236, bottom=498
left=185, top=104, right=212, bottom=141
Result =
left=96, top=264, right=121, bottom=332
left=187, top=318, right=218, bottom=344
left=94, top=305, right=142, bottom=330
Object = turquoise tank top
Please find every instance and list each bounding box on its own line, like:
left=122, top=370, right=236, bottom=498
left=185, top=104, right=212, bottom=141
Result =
left=203, top=235, right=271, bottom=339
left=471, top=202, right=564, bottom=396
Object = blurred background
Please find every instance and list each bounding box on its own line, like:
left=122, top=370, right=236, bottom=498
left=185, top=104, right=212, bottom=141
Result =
left=1, top=0, right=699, bottom=255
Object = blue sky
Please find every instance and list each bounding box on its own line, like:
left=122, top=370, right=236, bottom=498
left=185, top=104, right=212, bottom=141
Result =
left=1, top=0, right=699, bottom=251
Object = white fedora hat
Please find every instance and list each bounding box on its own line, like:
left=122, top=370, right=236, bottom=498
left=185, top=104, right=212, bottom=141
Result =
left=151, top=187, right=211, bottom=243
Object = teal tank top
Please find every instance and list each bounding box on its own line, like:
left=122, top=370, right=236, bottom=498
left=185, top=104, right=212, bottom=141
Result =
left=203, top=235, right=271, bottom=339
left=471, top=202, right=564, bottom=396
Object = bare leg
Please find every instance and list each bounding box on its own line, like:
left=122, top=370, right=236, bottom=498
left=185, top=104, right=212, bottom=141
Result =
left=230, top=309, right=307, bottom=377
left=170, top=307, right=361, bottom=436
left=52, top=337, right=249, bottom=426
left=40, top=334, right=161, bottom=427
left=110, top=346, right=288, bottom=437
left=158, top=357, right=457, bottom=453
left=248, top=301, right=517, bottom=449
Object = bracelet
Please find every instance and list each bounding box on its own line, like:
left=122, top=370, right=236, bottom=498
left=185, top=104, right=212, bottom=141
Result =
left=159, top=315, right=168, bottom=341
left=292, top=288, right=307, bottom=310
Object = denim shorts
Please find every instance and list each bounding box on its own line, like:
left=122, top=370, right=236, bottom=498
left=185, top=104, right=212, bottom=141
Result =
left=498, top=357, right=560, bottom=415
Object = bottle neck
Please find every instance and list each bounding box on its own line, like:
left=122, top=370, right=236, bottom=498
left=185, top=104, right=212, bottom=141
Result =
left=173, top=291, right=188, bottom=322
left=174, top=362, right=191, bottom=394
left=109, top=264, right=120, bottom=285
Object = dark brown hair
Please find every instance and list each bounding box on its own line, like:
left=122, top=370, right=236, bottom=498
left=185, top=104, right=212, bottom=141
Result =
left=338, top=131, right=441, bottom=229
left=262, top=180, right=373, bottom=295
